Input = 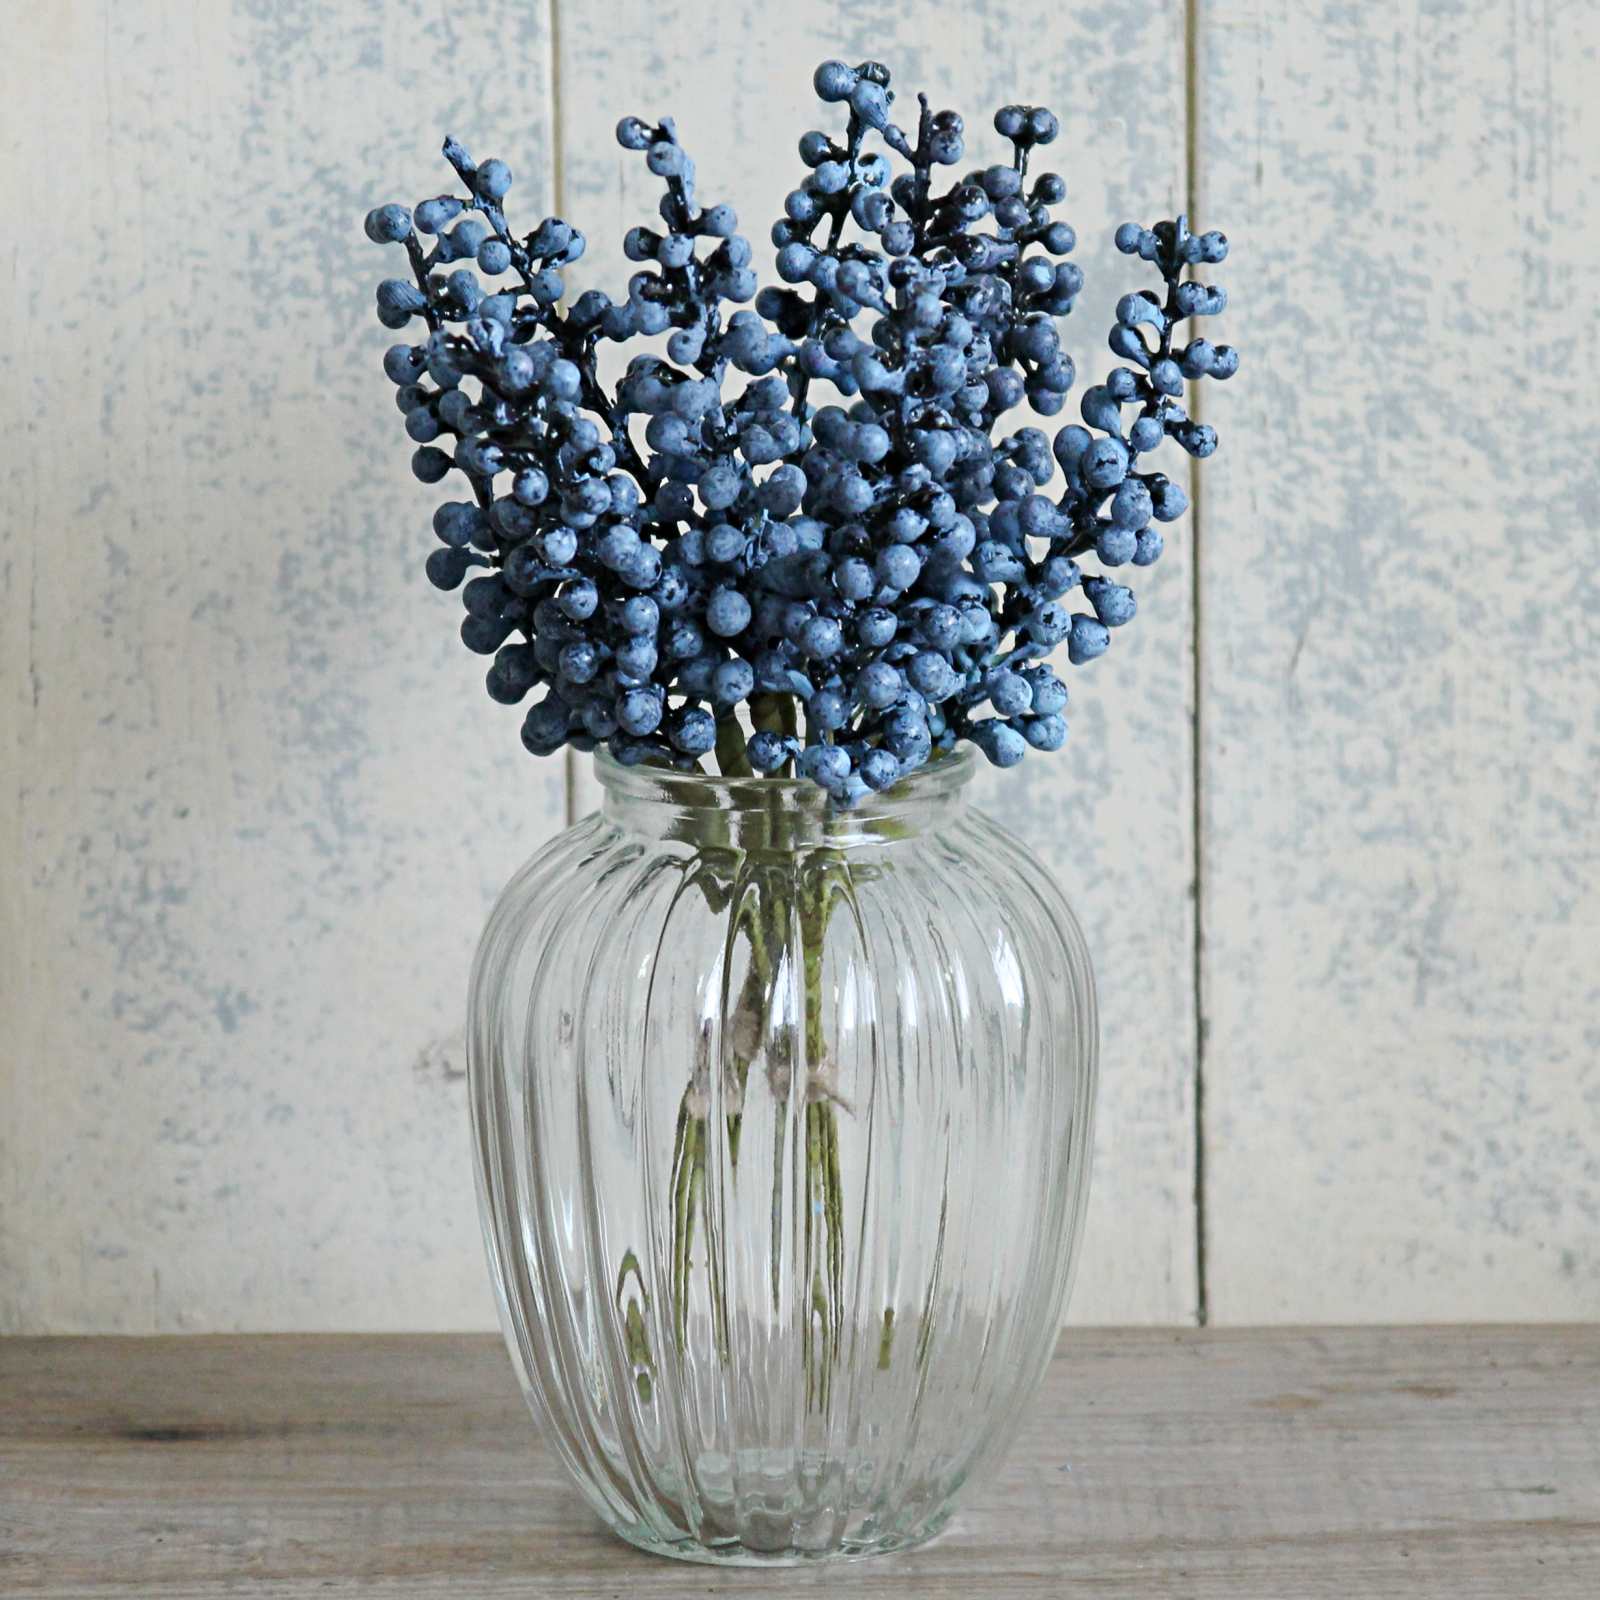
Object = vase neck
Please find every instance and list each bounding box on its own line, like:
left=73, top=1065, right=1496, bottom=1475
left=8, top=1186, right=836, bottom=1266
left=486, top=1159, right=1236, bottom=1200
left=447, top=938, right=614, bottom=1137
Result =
left=593, top=748, right=976, bottom=851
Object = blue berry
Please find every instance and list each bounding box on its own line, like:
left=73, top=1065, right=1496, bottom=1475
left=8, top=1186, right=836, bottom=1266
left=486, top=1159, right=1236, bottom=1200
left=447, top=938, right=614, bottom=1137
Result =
left=1084, top=577, right=1137, bottom=627
left=404, top=405, right=441, bottom=443
left=994, top=105, right=1026, bottom=139
left=414, top=197, right=462, bottom=234
left=1022, top=667, right=1068, bottom=716
left=814, top=60, right=858, bottom=102
left=859, top=747, right=899, bottom=790
left=646, top=141, right=684, bottom=178
left=425, top=546, right=481, bottom=589
left=800, top=616, right=843, bottom=659
left=669, top=707, right=716, bottom=756
left=433, top=502, right=482, bottom=548
left=972, top=720, right=1026, bottom=767
left=1082, top=437, right=1130, bottom=489
left=411, top=447, right=451, bottom=483
left=986, top=670, right=1032, bottom=717
left=1023, top=713, right=1066, bottom=751
left=809, top=688, right=848, bottom=730
left=617, top=687, right=663, bottom=736
left=850, top=80, right=891, bottom=130
left=706, top=588, right=752, bottom=637
left=1095, top=526, right=1138, bottom=567
left=474, top=159, right=512, bottom=200
left=376, top=279, right=426, bottom=318
left=383, top=345, right=427, bottom=385
left=1150, top=477, right=1189, bottom=522
left=875, top=544, right=920, bottom=592
left=747, top=731, right=790, bottom=772
left=799, top=743, right=851, bottom=787
left=1067, top=615, right=1111, bottom=664
left=1129, top=415, right=1164, bottom=452
left=1132, top=528, right=1165, bottom=566
left=713, top=659, right=755, bottom=703
left=365, top=204, right=412, bottom=243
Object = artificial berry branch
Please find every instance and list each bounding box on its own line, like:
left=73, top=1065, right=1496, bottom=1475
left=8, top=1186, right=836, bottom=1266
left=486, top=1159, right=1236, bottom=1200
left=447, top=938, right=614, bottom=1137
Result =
left=364, top=57, right=1240, bottom=802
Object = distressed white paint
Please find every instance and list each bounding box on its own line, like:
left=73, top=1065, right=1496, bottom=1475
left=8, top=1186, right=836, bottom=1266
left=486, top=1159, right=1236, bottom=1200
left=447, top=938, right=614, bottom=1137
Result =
left=2, top=0, right=1596, bottom=1334
left=557, top=0, right=1199, bottom=1326
left=1196, top=0, right=1600, bottom=1321
left=0, top=2, right=564, bottom=1332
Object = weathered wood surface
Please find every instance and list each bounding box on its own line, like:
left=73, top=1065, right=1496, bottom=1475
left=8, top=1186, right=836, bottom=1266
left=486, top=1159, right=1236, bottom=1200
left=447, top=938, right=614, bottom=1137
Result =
left=557, top=0, right=1201, bottom=1326
left=0, top=4, right=567, bottom=1335
left=3, top=1328, right=1597, bottom=1596
left=1194, top=1, right=1600, bottom=1321
left=3, top=0, right=1598, bottom=1339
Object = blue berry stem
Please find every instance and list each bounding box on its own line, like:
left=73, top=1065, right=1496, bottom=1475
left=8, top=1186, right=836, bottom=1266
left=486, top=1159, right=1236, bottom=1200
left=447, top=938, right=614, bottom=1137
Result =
left=401, top=233, right=443, bottom=335
left=365, top=57, right=1237, bottom=803
left=908, top=95, right=935, bottom=253
left=785, top=117, right=865, bottom=433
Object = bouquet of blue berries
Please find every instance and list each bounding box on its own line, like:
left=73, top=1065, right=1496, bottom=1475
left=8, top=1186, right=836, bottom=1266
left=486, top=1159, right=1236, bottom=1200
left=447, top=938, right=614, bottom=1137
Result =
left=365, top=57, right=1237, bottom=805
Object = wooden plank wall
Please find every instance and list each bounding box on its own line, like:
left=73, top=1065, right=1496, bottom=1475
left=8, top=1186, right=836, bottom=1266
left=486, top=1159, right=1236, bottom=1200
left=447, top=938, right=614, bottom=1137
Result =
left=1196, top=0, right=1600, bottom=1321
left=0, top=3, right=568, bottom=1332
left=0, top=0, right=1593, bottom=1330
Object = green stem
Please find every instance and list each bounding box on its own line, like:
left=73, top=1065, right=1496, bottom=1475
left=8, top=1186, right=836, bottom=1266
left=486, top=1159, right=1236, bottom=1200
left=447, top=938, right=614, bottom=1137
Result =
left=655, top=723, right=854, bottom=1417
left=670, top=1104, right=698, bottom=1351
left=714, top=713, right=753, bottom=777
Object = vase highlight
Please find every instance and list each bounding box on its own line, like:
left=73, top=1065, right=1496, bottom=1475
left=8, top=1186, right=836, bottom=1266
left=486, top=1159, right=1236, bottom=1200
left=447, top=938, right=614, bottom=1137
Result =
left=468, top=747, right=1096, bottom=1563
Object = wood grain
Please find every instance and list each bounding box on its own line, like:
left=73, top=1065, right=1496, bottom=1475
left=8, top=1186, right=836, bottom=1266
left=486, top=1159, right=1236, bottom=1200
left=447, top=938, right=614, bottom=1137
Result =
left=554, top=0, right=1200, bottom=1325
left=1194, top=1, right=1600, bottom=1321
left=0, top=3, right=567, bottom=1334
left=3, top=1329, right=1597, bottom=1596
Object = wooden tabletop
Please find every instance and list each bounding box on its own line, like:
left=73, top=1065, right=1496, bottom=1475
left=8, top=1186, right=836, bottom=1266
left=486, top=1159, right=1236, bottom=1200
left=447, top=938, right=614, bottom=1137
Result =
left=1, top=1327, right=1595, bottom=1596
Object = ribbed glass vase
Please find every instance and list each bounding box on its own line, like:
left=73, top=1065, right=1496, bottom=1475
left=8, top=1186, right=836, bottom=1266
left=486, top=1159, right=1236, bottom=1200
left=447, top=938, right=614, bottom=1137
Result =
left=467, top=746, right=1097, bottom=1565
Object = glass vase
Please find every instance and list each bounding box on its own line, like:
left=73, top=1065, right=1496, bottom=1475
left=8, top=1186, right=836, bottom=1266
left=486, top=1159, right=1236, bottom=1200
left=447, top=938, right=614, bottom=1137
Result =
left=467, top=746, right=1097, bottom=1564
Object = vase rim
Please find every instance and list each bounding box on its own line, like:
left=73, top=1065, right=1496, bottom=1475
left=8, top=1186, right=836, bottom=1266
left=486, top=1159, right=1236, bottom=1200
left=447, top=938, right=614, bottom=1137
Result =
left=591, top=743, right=978, bottom=834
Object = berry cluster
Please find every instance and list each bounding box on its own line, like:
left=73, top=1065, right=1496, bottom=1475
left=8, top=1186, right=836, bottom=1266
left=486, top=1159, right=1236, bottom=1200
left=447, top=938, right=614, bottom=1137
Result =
left=365, top=59, right=1239, bottom=802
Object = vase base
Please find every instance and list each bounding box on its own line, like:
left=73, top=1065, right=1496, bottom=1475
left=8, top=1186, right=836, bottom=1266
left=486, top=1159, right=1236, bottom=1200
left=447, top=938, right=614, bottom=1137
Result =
left=607, top=1507, right=954, bottom=1567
